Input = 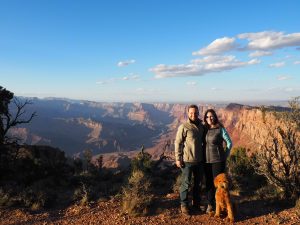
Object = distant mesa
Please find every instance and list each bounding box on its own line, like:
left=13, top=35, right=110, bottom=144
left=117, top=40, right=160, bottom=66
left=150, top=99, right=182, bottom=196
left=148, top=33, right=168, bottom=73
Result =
left=225, top=103, right=254, bottom=110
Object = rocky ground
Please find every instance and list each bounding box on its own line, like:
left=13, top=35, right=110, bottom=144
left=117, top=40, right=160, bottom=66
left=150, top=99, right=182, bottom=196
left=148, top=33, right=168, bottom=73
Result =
left=1, top=193, right=299, bottom=225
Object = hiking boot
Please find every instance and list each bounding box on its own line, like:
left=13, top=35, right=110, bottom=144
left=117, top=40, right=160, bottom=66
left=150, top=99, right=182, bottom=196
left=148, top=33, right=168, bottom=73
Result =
left=191, top=204, right=203, bottom=213
left=206, top=204, right=214, bottom=214
left=181, top=205, right=190, bottom=215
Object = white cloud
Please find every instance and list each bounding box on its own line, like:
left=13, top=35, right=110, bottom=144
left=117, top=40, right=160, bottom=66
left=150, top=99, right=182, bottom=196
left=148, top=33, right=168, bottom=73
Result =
left=192, top=37, right=237, bottom=56
left=285, top=55, right=292, bottom=59
left=97, top=74, right=140, bottom=84
left=285, top=87, right=294, bottom=92
left=131, top=75, right=140, bottom=80
left=135, top=88, right=158, bottom=95
left=244, top=88, right=261, bottom=92
left=238, top=31, right=300, bottom=50
left=193, top=31, right=300, bottom=56
left=150, top=30, right=299, bottom=79
left=248, top=50, right=273, bottom=57
left=267, top=86, right=298, bottom=92
left=136, top=88, right=144, bottom=92
left=191, top=55, right=236, bottom=64
left=117, top=59, right=136, bottom=67
left=96, top=81, right=106, bottom=85
left=150, top=56, right=260, bottom=78
left=269, top=62, right=285, bottom=68
left=186, top=81, right=197, bottom=86
left=294, top=61, right=300, bottom=65
left=122, top=74, right=140, bottom=81
left=277, top=75, right=290, bottom=80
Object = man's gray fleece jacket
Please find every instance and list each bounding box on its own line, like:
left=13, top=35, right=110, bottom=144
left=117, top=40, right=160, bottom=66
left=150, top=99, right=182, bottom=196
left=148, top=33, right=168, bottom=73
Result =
left=174, top=119, right=205, bottom=163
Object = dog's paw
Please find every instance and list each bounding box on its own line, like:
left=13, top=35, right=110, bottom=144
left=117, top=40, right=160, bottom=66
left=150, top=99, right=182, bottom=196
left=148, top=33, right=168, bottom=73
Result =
left=225, top=217, right=235, bottom=223
left=214, top=213, right=220, bottom=218
left=208, top=211, right=214, bottom=217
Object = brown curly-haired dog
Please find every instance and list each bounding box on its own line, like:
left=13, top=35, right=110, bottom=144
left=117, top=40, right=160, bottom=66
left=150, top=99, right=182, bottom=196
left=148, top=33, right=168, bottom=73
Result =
left=214, top=173, right=235, bottom=223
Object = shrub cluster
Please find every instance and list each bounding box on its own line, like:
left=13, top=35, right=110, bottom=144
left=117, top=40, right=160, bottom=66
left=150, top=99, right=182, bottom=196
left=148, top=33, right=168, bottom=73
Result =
left=253, top=97, right=300, bottom=200
left=121, top=147, right=178, bottom=216
left=122, top=170, right=153, bottom=216
left=0, top=144, right=125, bottom=210
left=227, top=147, right=266, bottom=195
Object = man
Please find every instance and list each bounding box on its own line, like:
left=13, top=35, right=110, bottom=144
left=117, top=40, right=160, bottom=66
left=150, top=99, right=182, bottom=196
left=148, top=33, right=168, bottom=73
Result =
left=175, top=104, right=205, bottom=215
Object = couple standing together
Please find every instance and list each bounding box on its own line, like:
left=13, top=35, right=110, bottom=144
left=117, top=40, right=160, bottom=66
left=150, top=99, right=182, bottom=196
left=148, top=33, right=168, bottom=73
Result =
left=175, top=104, right=232, bottom=215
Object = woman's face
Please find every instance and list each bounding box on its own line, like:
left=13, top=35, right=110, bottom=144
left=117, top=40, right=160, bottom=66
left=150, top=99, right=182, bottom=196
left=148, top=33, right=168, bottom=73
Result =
left=206, top=112, right=216, bottom=126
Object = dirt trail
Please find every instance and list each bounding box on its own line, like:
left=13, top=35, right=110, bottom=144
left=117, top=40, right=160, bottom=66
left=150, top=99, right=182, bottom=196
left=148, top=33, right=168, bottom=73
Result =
left=0, top=194, right=299, bottom=225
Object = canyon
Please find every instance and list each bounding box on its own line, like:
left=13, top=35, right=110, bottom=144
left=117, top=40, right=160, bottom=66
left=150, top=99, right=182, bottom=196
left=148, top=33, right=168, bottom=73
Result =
left=9, top=98, right=291, bottom=162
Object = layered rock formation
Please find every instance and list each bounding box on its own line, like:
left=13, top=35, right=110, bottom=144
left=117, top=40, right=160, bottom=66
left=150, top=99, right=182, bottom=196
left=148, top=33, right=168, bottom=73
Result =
left=8, top=98, right=294, bottom=161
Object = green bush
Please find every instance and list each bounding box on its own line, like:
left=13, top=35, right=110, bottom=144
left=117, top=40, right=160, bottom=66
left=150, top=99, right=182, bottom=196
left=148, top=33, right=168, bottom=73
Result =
left=227, top=147, right=266, bottom=194
left=75, top=183, right=89, bottom=206
left=254, top=184, right=283, bottom=201
left=227, top=147, right=254, bottom=177
left=172, top=173, right=182, bottom=193
left=295, top=197, right=300, bottom=219
left=0, top=188, right=11, bottom=207
left=131, top=151, right=153, bottom=172
left=254, top=97, right=300, bottom=199
left=122, top=170, right=153, bottom=216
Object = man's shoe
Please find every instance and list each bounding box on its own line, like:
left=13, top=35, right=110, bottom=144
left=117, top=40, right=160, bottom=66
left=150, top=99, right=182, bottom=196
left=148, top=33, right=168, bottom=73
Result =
left=191, top=204, right=203, bottom=213
left=181, top=205, right=190, bottom=215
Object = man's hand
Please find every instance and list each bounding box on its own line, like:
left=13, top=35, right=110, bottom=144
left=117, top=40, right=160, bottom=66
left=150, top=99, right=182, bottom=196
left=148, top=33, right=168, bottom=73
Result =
left=176, top=160, right=183, bottom=168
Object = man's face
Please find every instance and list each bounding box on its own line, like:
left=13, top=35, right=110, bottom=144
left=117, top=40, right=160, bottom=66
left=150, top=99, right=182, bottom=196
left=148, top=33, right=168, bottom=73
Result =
left=188, top=107, right=199, bottom=122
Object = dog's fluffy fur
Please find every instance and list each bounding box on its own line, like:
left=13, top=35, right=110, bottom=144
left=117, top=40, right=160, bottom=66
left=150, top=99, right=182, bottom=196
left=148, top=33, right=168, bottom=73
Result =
left=214, top=173, right=235, bottom=223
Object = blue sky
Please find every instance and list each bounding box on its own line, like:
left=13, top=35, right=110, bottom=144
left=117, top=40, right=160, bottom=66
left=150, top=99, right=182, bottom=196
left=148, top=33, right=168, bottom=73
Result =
left=1, top=1, right=300, bottom=103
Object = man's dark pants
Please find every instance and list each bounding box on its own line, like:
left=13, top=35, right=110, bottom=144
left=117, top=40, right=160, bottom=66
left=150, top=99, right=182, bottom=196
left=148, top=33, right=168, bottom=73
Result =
left=180, top=162, right=204, bottom=207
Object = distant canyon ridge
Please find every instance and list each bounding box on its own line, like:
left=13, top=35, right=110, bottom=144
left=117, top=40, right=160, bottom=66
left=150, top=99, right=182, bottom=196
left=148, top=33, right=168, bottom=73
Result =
left=9, top=98, right=289, bottom=158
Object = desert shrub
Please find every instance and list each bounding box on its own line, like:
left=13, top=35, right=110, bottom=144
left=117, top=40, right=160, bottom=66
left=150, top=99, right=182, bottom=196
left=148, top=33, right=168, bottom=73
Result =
left=295, top=197, right=300, bottom=218
left=69, top=164, right=126, bottom=206
left=130, top=150, right=153, bottom=172
left=254, top=184, right=283, bottom=201
left=0, top=188, right=11, bottom=207
left=2, top=145, right=70, bottom=185
left=227, top=147, right=266, bottom=194
left=295, top=197, right=300, bottom=210
left=73, top=182, right=90, bottom=206
left=21, top=189, right=47, bottom=211
left=73, top=157, right=83, bottom=175
left=172, top=173, right=182, bottom=193
left=122, top=170, right=153, bottom=216
left=227, top=147, right=254, bottom=177
left=254, top=97, right=300, bottom=199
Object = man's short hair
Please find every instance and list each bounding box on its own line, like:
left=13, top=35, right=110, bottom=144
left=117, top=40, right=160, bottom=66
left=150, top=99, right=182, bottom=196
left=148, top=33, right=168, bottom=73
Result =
left=188, top=104, right=199, bottom=111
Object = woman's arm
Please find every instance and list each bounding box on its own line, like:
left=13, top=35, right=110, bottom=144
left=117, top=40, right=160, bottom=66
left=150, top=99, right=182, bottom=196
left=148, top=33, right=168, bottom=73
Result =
left=221, top=127, right=232, bottom=158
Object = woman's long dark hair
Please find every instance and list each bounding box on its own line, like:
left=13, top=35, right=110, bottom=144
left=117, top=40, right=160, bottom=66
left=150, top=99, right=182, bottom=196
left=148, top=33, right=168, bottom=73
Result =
left=203, top=109, right=221, bottom=128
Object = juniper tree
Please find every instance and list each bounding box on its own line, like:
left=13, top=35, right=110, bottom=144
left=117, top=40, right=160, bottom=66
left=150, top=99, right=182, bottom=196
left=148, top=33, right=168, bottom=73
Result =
left=254, top=97, right=300, bottom=199
left=0, top=86, right=36, bottom=144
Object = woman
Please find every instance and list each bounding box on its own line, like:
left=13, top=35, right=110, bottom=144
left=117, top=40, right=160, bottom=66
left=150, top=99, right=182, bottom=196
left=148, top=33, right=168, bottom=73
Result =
left=203, top=109, right=232, bottom=213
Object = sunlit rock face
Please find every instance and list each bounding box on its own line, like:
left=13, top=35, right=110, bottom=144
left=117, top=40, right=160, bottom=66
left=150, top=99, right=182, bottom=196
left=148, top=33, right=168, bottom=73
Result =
left=9, top=98, right=295, bottom=160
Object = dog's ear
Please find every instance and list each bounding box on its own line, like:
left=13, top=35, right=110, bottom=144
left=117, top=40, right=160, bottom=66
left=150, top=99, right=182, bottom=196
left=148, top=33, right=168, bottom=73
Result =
left=214, top=174, right=220, bottom=188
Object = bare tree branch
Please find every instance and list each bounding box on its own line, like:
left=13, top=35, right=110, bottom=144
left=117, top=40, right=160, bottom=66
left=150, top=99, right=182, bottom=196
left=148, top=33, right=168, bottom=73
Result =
left=253, top=97, right=300, bottom=199
left=0, top=87, right=36, bottom=144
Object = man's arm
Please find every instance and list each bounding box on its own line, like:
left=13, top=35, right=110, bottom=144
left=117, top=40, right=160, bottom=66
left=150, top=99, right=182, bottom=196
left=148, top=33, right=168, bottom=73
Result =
left=175, top=124, right=185, bottom=167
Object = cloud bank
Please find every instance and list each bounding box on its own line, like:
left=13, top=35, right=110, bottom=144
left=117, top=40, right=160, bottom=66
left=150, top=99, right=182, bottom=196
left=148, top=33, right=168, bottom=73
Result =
left=150, top=55, right=260, bottom=78
left=150, top=31, right=300, bottom=78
